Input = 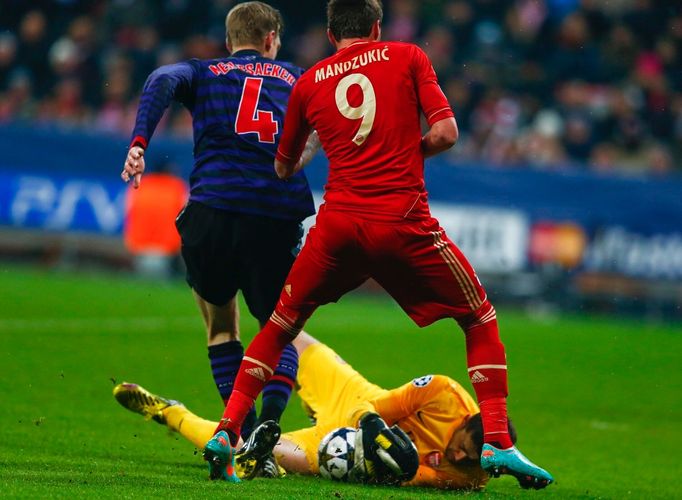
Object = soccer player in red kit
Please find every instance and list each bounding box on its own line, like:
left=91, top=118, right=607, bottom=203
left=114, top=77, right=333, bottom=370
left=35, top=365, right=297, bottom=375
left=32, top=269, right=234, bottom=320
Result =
left=206, top=0, right=554, bottom=489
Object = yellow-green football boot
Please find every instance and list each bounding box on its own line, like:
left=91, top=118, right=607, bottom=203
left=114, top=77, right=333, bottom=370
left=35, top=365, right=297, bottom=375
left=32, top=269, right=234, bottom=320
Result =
left=113, top=382, right=182, bottom=424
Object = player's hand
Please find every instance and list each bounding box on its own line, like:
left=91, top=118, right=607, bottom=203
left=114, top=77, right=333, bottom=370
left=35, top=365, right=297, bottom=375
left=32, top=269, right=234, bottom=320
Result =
left=354, top=413, right=419, bottom=484
left=374, top=424, right=419, bottom=483
left=121, top=146, right=145, bottom=188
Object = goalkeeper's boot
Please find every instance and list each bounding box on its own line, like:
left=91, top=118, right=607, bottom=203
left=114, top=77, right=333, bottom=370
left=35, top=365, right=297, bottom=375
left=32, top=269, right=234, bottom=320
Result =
left=113, top=382, right=183, bottom=424
left=203, top=431, right=240, bottom=482
left=480, top=444, right=554, bottom=489
left=260, top=453, right=286, bottom=478
left=234, top=420, right=281, bottom=480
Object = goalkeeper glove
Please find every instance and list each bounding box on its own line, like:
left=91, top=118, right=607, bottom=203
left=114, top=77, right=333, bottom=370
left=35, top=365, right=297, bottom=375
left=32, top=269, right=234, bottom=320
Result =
left=352, top=412, right=419, bottom=484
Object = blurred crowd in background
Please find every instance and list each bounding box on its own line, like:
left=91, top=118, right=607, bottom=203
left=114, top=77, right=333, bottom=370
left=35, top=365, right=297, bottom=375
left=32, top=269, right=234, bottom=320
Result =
left=0, top=0, right=680, bottom=176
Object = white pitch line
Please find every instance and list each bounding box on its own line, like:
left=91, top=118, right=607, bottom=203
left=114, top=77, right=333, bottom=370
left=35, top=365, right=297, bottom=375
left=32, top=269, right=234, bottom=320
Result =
left=0, top=316, right=200, bottom=333
left=589, top=420, right=630, bottom=432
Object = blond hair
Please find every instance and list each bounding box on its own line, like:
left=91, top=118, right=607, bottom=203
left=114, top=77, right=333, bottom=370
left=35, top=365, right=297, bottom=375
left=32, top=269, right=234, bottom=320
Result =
left=226, top=2, right=283, bottom=47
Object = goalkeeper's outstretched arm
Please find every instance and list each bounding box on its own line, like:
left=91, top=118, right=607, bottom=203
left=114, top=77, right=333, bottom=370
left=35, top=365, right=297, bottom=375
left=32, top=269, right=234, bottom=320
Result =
left=352, top=412, right=419, bottom=484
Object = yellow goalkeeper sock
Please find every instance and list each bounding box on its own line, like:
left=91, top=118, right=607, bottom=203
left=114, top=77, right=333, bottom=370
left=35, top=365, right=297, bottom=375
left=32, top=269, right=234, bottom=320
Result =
left=163, top=405, right=216, bottom=449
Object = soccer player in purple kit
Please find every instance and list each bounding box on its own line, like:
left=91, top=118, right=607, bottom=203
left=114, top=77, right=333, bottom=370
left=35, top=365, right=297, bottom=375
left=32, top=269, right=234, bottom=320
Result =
left=120, top=1, right=319, bottom=480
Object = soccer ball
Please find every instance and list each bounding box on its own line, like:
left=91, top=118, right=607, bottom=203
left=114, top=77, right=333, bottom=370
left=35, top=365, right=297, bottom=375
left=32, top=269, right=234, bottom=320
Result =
left=318, top=427, right=357, bottom=481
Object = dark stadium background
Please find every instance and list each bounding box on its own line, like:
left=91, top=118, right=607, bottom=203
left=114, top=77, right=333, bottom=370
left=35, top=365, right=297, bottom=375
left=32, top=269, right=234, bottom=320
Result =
left=2, top=1, right=680, bottom=170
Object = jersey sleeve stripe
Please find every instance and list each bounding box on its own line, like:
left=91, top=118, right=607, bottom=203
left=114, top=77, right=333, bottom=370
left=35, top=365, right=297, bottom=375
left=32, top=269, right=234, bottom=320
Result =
left=276, top=148, right=294, bottom=161
left=427, top=107, right=452, bottom=121
left=130, top=135, right=148, bottom=149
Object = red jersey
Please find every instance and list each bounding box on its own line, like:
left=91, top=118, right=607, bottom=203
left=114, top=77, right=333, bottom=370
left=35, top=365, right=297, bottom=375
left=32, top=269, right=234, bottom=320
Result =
left=276, top=41, right=454, bottom=220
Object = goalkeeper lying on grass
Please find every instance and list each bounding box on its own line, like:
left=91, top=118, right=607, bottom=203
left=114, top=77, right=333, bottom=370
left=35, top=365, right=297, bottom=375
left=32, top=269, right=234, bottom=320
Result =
left=114, top=332, right=517, bottom=490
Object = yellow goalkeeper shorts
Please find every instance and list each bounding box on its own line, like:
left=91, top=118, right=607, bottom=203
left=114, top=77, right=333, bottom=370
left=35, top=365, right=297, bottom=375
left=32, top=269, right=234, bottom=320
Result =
left=282, top=343, right=386, bottom=472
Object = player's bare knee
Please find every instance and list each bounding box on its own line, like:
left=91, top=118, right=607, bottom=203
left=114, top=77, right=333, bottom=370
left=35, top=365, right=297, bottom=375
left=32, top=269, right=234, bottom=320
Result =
left=193, top=292, right=240, bottom=343
left=205, top=311, right=240, bottom=344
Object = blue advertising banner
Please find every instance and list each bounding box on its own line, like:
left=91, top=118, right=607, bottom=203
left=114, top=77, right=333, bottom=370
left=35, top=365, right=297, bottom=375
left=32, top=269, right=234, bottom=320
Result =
left=422, top=162, right=682, bottom=236
left=0, top=170, right=126, bottom=235
left=1, top=125, right=681, bottom=280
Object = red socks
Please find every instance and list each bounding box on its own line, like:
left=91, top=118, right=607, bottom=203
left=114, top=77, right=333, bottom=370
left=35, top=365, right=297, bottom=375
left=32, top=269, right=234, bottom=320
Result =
left=460, top=302, right=513, bottom=449
left=216, top=320, right=293, bottom=445
left=479, top=398, right=513, bottom=449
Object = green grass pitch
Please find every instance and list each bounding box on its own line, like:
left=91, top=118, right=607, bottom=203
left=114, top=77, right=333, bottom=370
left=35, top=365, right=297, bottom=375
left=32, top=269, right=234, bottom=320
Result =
left=0, top=266, right=680, bottom=498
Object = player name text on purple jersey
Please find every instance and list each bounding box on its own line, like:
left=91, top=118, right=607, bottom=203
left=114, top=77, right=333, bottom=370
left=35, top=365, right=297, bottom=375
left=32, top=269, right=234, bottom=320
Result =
left=209, top=61, right=296, bottom=85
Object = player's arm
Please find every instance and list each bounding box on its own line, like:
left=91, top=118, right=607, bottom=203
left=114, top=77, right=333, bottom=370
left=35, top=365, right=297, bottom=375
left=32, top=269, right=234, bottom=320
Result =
left=409, top=46, right=458, bottom=159
left=275, top=82, right=312, bottom=179
left=348, top=375, right=449, bottom=427
left=347, top=377, right=450, bottom=484
left=421, top=117, right=458, bottom=159
left=352, top=412, right=419, bottom=484
left=274, top=129, right=321, bottom=179
left=122, top=61, right=196, bottom=188
left=298, top=130, right=322, bottom=168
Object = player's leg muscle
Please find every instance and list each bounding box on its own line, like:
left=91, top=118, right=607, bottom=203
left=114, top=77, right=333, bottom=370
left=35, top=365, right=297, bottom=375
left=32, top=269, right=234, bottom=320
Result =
left=193, top=290, right=240, bottom=344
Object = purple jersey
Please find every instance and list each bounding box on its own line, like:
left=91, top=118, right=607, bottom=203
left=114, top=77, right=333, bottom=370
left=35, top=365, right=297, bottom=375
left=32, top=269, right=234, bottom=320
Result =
left=131, top=49, right=314, bottom=221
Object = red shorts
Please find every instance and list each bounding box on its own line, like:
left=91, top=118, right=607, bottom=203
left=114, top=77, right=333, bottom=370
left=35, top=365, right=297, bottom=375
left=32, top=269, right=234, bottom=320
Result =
left=279, top=205, right=488, bottom=327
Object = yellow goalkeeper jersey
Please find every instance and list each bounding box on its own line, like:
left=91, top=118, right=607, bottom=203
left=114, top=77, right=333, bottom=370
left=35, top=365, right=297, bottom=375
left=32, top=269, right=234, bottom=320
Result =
left=348, top=374, right=488, bottom=490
